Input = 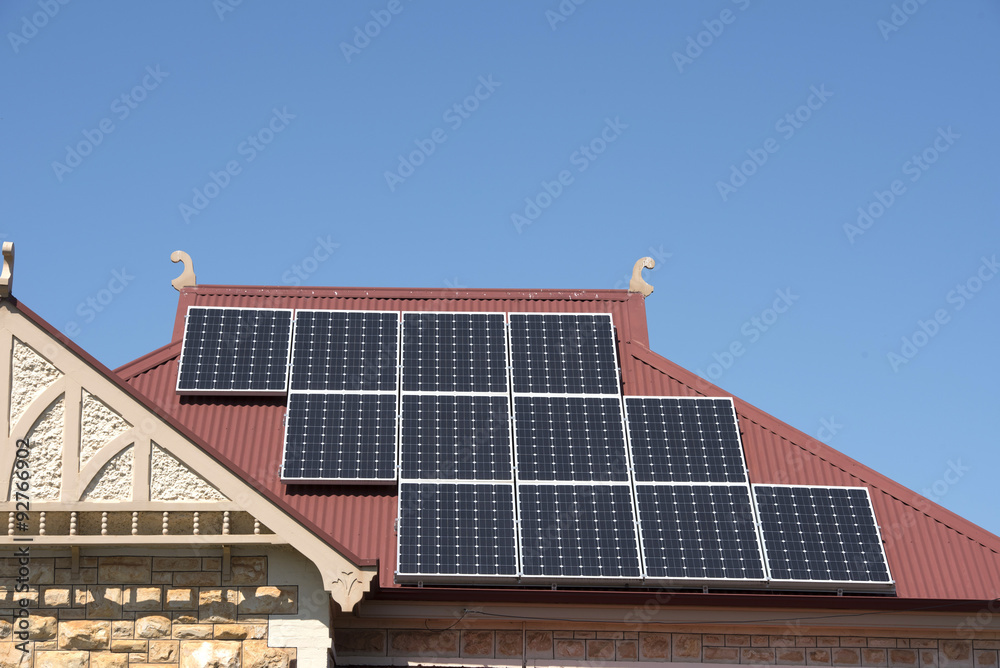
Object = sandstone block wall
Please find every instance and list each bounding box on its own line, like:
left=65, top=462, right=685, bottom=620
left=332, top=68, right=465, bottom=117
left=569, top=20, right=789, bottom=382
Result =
left=0, top=554, right=298, bottom=667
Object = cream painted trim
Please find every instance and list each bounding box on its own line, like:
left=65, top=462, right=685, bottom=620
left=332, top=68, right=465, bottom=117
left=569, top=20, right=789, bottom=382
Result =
left=60, top=378, right=82, bottom=502
left=0, top=501, right=242, bottom=511
left=0, top=535, right=288, bottom=546
left=133, top=437, right=151, bottom=501
left=0, top=301, right=377, bottom=612
left=0, top=329, right=11, bottom=430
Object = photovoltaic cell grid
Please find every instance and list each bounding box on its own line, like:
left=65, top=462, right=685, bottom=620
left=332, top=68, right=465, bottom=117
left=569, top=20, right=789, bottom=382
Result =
left=509, top=314, right=620, bottom=395
left=754, top=485, right=892, bottom=583
left=401, top=312, right=507, bottom=393
left=177, top=307, right=293, bottom=393
left=514, top=396, right=630, bottom=482
left=397, top=483, right=518, bottom=577
left=281, top=393, right=397, bottom=481
left=290, top=310, right=399, bottom=391
left=625, top=397, right=748, bottom=483
left=636, top=484, right=765, bottom=580
left=519, top=484, right=642, bottom=578
left=400, top=395, right=512, bottom=481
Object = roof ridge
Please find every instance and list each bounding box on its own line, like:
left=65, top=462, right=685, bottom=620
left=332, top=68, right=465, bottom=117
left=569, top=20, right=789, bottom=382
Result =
left=181, top=285, right=633, bottom=300
left=114, top=340, right=181, bottom=380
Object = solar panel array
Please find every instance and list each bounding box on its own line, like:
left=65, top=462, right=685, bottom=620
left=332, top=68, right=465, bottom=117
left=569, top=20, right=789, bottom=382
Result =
left=280, top=310, right=400, bottom=482
left=176, top=307, right=293, bottom=394
left=177, top=306, right=893, bottom=591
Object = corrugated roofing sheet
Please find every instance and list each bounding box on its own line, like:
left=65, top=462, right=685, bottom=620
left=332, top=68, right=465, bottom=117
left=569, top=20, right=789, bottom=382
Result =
left=116, top=285, right=1000, bottom=601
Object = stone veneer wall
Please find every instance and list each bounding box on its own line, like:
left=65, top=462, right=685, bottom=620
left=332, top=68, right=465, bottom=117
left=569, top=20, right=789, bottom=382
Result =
left=335, top=628, right=1000, bottom=667
left=0, top=553, right=299, bottom=667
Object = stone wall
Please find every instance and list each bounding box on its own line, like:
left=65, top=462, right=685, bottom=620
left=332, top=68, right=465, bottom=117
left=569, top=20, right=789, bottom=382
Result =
left=335, top=628, right=1000, bottom=667
left=0, top=553, right=299, bottom=667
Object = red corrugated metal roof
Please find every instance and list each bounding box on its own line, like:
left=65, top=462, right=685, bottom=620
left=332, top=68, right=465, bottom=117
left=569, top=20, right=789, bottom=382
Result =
left=115, top=284, right=1000, bottom=603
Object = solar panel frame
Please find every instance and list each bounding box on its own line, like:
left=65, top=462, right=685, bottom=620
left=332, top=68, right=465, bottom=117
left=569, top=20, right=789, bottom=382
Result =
left=635, top=482, right=768, bottom=586
left=399, top=394, right=515, bottom=483
left=512, top=395, right=633, bottom=482
left=516, top=481, right=644, bottom=583
left=400, top=311, right=509, bottom=395
left=507, top=313, right=622, bottom=396
left=395, top=481, right=521, bottom=583
left=624, top=396, right=750, bottom=484
left=175, top=306, right=294, bottom=395
left=279, top=391, right=400, bottom=484
left=752, top=484, right=894, bottom=591
left=290, top=309, right=401, bottom=393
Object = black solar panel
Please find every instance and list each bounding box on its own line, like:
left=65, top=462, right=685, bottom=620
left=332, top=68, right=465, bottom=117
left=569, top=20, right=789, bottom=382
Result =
left=636, top=484, right=765, bottom=580
left=177, top=307, right=292, bottom=393
left=519, top=484, right=642, bottom=578
left=401, top=312, right=507, bottom=393
left=290, top=310, right=399, bottom=392
left=626, top=397, right=747, bottom=483
left=397, top=483, right=518, bottom=577
left=509, top=314, right=619, bottom=395
left=281, top=393, right=397, bottom=481
left=400, top=395, right=512, bottom=481
left=514, top=396, right=629, bottom=482
left=754, top=485, right=892, bottom=583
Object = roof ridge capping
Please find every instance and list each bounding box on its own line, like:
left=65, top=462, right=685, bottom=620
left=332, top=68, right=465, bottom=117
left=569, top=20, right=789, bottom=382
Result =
left=180, top=284, right=634, bottom=299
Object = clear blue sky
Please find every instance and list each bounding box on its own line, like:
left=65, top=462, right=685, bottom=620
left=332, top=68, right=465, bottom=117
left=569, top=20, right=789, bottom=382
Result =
left=4, top=2, right=998, bottom=536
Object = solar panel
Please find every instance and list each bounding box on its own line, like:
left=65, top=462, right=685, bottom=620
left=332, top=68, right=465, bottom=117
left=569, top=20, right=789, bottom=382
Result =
left=397, top=482, right=518, bottom=578
left=401, top=312, right=507, bottom=393
left=290, top=310, right=399, bottom=392
left=400, top=395, right=512, bottom=481
left=636, top=484, right=765, bottom=581
left=513, top=396, right=630, bottom=482
left=626, top=397, right=748, bottom=483
left=754, top=485, right=892, bottom=584
left=281, top=393, right=397, bottom=482
left=509, top=314, right=619, bottom=395
left=177, top=307, right=293, bottom=393
left=518, top=484, right=642, bottom=578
